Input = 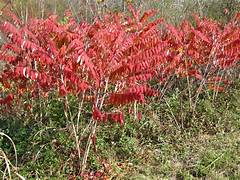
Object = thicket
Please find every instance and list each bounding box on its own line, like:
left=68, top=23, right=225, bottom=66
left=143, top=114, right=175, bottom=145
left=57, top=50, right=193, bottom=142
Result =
left=0, top=1, right=240, bottom=179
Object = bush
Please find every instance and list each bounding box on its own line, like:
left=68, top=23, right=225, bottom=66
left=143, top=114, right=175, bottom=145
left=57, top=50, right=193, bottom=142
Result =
left=0, top=3, right=239, bottom=178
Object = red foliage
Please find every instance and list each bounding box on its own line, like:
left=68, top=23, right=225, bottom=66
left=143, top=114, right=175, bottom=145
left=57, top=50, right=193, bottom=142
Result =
left=0, top=6, right=240, bottom=124
left=0, top=7, right=164, bottom=125
left=160, top=13, right=240, bottom=89
left=0, top=93, right=14, bottom=105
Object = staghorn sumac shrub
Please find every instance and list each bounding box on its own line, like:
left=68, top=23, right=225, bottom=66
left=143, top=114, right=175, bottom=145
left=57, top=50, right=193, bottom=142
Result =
left=0, top=7, right=166, bottom=124
left=160, top=12, right=240, bottom=93
left=0, top=7, right=167, bottom=173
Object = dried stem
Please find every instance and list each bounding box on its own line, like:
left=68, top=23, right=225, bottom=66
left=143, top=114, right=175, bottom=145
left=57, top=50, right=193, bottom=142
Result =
left=81, top=78, right=109, bottom=173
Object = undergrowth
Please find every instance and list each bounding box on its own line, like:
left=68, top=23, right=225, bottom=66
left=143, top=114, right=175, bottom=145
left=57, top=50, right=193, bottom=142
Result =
left=1, top=85, right=240, bottom=179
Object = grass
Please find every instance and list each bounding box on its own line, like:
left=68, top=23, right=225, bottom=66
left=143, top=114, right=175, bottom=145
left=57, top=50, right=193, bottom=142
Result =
left=122, top=131, right=240, bottom=179
left=91, top=85, right=240, bottom=179
left=1, top=85, right=240, bottom=178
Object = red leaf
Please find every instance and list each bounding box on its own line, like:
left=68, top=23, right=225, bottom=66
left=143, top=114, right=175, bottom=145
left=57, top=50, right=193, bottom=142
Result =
left=166, top=24, right=182, bottom=43
left=140, top=9, right=157, bottom=24
left=137, top=112, right=142, bottom=121
left=0, top=94, right=14, bottom=105
left=59, top=85, right=67, bottom=96
left=93, top=107, right=102, bottom=121
left=208, top=84, right=225, bottom=92
left=193, top=29, right=211, bottom=44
